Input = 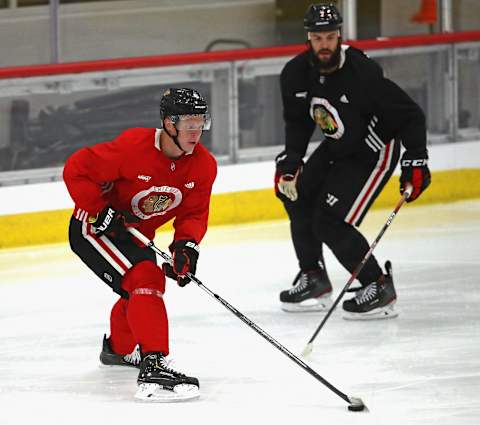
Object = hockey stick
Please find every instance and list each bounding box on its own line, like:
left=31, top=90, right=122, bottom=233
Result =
left=128, top=227, right=367, bottom=412
left=301, top=185, right=413, bottom=358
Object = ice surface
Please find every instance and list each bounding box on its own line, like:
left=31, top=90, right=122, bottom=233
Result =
left=1, top=200, right=479, bottom=425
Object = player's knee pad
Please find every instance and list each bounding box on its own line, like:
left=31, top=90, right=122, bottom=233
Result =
left=122, top=260, right=165, bottom=295
left=313, top=207, right=345, bottom=243
left=290, top=215, right=314, bottom=240
left=286, top=200, right=314, bottom=226
left=314, top=207, right=358, bottom=254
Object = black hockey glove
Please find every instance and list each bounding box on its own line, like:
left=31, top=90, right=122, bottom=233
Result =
left=89, top=205, right=140, bottom=238
left=275, top=150, right=303, bottom=175
left=399, top=149, right=431, bottom=202
left=275, top=150, right=303, bottom=202
left=162, top=240, right=199, bottom=287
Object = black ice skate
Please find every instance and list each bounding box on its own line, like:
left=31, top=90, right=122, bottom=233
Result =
left=99, top=334, right=141, bottom=368
left=342, top=261, right=398, bottom=320
left=135, top=352, right=200, bottom=402
left=279, top=268, right=333, bottom=312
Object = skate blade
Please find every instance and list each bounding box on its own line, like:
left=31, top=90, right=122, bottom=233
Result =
left=99, top=363, right=139, bottom=369
left=281, top=295, right=333, bottom=313
left=135, top=383, right=200, bottom=402
left=342, top=303, right=399, bottom=321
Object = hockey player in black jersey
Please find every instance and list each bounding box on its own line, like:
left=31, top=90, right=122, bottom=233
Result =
left=275, top=3, right=431, bottom=319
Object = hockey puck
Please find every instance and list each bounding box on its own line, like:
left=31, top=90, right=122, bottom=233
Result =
left=348, top=403, right=365, bottom=412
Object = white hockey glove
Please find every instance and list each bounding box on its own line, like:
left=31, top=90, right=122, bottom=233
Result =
left=277, top=169, right=300, bottom=202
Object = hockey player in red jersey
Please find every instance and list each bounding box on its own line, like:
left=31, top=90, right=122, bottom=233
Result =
left=63, top=88, right=217, bottom=402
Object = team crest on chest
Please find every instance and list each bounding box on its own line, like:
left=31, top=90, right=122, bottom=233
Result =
left=142, top=194, right=173, bottom=213
left=131, top=186, right=182, bottom=219
left=310, top=97, right=345, bottom=139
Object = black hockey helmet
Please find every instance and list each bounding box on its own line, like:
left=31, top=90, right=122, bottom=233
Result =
left=304, top=3, right=343, bottom=32
left=160, top=88, right=210, bottom=129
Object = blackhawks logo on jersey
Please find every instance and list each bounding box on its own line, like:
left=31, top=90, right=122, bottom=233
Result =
left=142, top=194, right=173, bottom=213
left=313, top=105, right=338, bottom=134
left=131, top=186, right=182, bottom=219
left=310, top=97, right=344, bottom=139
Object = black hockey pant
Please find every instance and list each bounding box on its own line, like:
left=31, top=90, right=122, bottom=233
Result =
left=278, top=140, right=400, bottom=285
left=68, top=216, right=157, bottom=298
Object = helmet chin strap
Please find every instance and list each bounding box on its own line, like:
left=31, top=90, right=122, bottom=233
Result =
left=164, top=125, right=186, bottom=153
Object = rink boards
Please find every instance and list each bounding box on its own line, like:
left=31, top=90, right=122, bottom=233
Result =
left=1, top=141, right=479, bottom=249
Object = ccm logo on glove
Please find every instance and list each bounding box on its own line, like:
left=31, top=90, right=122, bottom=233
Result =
left=400, top=159, right=428, bottom=167
left=399, top=150, right=431, bottom=203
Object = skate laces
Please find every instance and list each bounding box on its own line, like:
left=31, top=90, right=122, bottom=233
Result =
left=354, top=283, right=378, bottom=305
left=155, top=355, right=186, bottom=377
left=289, top=273, right=309, bottom=294
left=124, top=345, right=141, bottom=365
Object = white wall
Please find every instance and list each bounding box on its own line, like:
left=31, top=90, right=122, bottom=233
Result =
left=0, top=0, right=276, bottom=67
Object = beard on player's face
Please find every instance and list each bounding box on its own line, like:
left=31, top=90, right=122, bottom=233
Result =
left=313, top=39, right=342, bottom=73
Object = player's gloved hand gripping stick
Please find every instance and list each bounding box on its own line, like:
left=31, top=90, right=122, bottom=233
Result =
left=90, top=205, right=140, bottom=239
left=162, top=240, right=199, bottom=287
left=302, top=184, right=413, bottom=357
left=399, top=150, right=431, bottom=202
left=128, top=226, right=368, bottom=412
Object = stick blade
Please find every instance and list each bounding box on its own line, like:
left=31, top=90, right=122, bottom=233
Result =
left=347, top=396, right=368, bottom=412
left=301, top=343, right=313, bottom=357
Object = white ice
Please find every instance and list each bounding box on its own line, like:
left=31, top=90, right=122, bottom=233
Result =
left=1, top=200, right=479, bottom=425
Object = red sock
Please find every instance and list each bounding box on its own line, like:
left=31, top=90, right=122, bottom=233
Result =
left=127, top=289, right=169, bottom=355
left=121, top=261, right=169, bottom=355
left=109, top=298, right=136, bottom=355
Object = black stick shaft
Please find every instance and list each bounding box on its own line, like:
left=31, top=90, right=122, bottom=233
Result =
left=194, top=278, right=351, bottom=403
left=305, top=190, right=411, bottom=346
left=128, top=228, right=352, bottom=404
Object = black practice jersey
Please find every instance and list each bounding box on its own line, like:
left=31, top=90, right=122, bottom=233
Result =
left=280, top=45, right=426, bottom=160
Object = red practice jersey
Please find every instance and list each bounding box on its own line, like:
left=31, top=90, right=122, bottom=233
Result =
left=63, top=128, right=217, bottom=243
